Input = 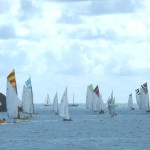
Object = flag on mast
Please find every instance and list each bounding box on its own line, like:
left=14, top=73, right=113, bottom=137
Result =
left=25, top=77, right=32, bottom=89
left=141, top=82, right=148, bottom=94
left=93, top=85, right=100, bottom=97
left=7, top=69, right=17, bottom=94
left=87, top=84, right=93, bottom=91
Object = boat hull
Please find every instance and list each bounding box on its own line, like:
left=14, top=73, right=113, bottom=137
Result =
left=63, top=118, right=72, bottom=121
left=68, top=104, right=78, bottom=107
left=15, top=116, right=30, bottom=122
left=0, top=120, right=7, bottom=124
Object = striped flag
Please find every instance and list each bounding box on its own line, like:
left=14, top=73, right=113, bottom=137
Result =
left=7, top=69, right=17, bottom=94
left=93, top=85, right=100, bottom=97
left=25, top=77, right=32, bottom=89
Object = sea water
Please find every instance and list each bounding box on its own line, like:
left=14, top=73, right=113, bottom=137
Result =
left=0, top=104, right=150, bottom=150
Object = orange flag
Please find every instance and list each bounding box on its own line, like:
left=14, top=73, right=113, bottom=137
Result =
left=7, top=69, right=17, bottom=94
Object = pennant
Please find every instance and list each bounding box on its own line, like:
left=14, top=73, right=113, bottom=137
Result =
left=7, top=69, right=17, bottom=94
left=141, top=82, right=148, bottom=94
left=87, top=84, right=93, bottom=91
left=25, top=77, right=32, bottom=89
left=93, top=85, right=100, bottom=97
left=135, top=89, right=139, bottom=93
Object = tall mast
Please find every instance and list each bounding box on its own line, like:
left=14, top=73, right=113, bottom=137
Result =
left=73, top=93, right=74, bottom=104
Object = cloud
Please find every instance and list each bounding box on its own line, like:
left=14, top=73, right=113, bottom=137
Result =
left=68, top=27, right=118, bottom=41
left=0, top=25, right=16, bottom=39
left=0, top=0, right=11, bottom=13
left=55, top=43, right=86, bottom=76
left=18, top=0, right=41, bottom=21
left=57, top=12, right=82, bottom=24
left=0, top=0, right=150, bottom=103
left=54, top=0, right=144, bottom=24
left=87, top=0, right=143, bottom=15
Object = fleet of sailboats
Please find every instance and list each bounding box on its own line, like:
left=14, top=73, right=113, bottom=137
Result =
left=0, top=70, right=35, bottom=124
left=1, top=68, right=150, bottom=125
left=135, top=82, right=150, bottom=112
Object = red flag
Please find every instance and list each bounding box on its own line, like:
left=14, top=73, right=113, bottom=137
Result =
left=93, top=85, right=100, bottom=97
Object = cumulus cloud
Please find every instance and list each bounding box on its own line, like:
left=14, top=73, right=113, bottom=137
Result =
left=18, top=0, right=41, bottom=20
left=0, top=25, right=16, bottom=39
left=87, top=0, right=143, bottom=15
left=0, top=0, right=150, bottom=102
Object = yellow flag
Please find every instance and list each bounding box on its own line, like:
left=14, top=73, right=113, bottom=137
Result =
left=87, top=84, right=93, bottom=91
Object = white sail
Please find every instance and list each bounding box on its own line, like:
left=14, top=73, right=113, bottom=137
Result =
left=108, top=91, right=114, bottom=109
left=128, top=94, right=133, bottom=109
left=53, top=93, right=58, bottom=114
left=86, top=88, right=93, bottom=110
left=86, top=89, right=89, bottom=109
left=59, top=87, right=70, bottom=120
left=59, top=93, right=65, bottom=118
left=93, top=93, right=99, bottom=111
left=25, top=77, right=34, bottom=114
left=64, top=89, right=70, bottom=120
left=135, top=89, right=141, bottom=109
left=6, top=80, right=21, bottom=118
left=47, top=94, right=51, bottom=105
left=44, top=94, right=51, bottom=106
left=99, top=94, right=104, bottom=111
left=136, top=82, right=150, bottom=112
left=108, top=90, right=116, bottom=115
left=140, top=87, right=149, bottom=111
left=22, top=85, right=34, bottom=114
left=69, top=93, right=78, bottom=107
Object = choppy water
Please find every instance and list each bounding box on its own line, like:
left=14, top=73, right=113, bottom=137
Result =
left=0, top=104, right=150, bottom=150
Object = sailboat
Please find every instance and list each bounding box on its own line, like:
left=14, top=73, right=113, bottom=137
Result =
left=140, top=82, right=150, bottom=112
left=0, top=118, right=7, bottom=124
left=135, top=88, right=141, bottom=109
left=93, top=85, right=104, bottom=113
left=59, top=87, right=72, bottom=121
left=22, top=77, right=34, bottom=117
left=128, top=94, right=135, bottom=110
left=98, top=94, right=105, bottom=114
left=6, top=69, right=29, bottom=122
left=69, top=93, right=78, bottom=107
left=52, top=92, right=59, bottom=115
left=86, top=84, right=94, bottom=110
left=107, top=90, right=117, bottom=116
left=44, top=94, right=51, bottom=106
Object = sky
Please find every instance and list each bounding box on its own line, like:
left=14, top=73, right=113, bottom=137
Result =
left=0, top=0, right=150, bottom=104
